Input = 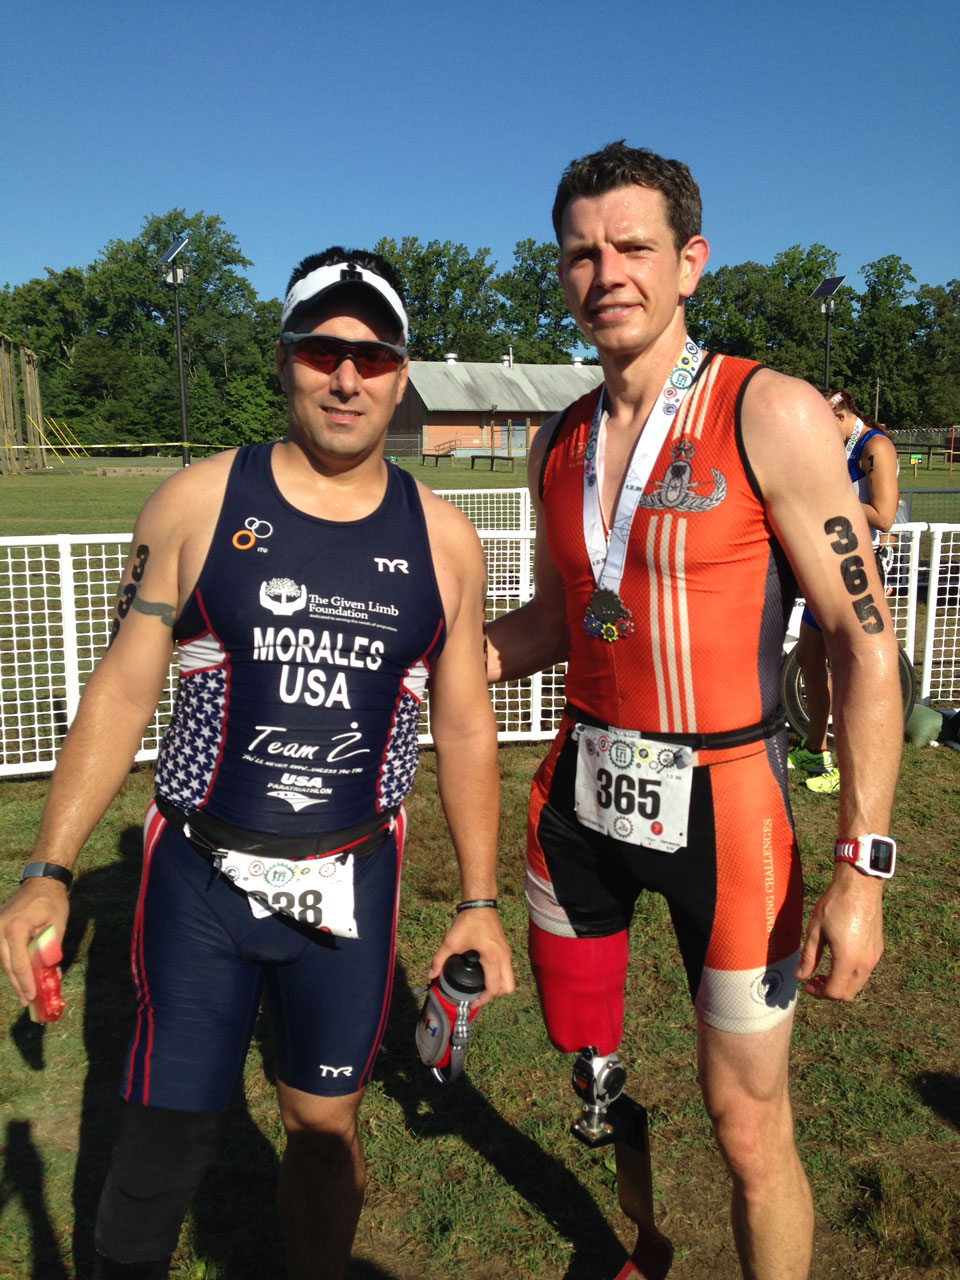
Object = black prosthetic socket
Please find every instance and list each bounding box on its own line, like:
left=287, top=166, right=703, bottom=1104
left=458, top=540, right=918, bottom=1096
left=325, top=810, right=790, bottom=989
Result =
left=92, top=1253, right=172, bottom=1279
left=95, top=1101, right=227, bottom=1265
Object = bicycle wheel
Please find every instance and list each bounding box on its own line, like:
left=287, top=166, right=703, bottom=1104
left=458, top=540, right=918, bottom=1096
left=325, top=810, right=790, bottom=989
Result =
left=780, top=645, right=916, bottom=747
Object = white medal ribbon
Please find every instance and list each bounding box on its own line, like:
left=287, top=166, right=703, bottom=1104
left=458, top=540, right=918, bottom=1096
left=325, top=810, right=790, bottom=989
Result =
left=583, top=338, right=703, bottom=594
left=844, top=417, right=864, bottom=460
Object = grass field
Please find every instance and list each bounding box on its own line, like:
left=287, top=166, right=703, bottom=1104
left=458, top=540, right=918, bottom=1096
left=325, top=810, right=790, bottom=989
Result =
left=3, top=451, right=958, bottom=537
left=0, top=457, right=531, bottom=537
left=2, top=743, right=959, bottom=1280
left=1, top=464, right=959, bottom=1278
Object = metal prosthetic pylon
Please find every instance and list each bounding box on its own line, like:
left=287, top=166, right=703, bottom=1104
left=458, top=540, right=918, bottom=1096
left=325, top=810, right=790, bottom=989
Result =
left=570, top=1048, right=673, bottom=1280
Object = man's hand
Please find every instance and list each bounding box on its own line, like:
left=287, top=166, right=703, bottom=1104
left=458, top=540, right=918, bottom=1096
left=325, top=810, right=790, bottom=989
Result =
left=0, top=880, right=70, bottom=1006
left=428, top=908, right=515, bottom=1010
left=795, top=864, right=885, bottom=1001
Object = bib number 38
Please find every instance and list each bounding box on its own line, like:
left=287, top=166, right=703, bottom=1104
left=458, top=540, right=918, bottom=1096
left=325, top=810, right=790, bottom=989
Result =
left=216, top=848, right=359, bottom=937
left=574, top=725, right=692, bottom=853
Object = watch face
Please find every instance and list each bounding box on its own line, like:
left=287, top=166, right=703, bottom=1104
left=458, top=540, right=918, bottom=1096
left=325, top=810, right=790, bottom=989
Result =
left=870, top=839, right=894, bottom=873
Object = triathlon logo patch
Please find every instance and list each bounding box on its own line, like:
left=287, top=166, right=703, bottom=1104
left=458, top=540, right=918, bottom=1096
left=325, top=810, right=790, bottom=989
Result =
left=638, top=439, right=726, bottom=513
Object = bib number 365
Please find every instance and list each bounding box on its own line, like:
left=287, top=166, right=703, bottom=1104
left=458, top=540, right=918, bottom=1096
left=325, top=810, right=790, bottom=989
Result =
left=595, top=769, right=662, bottom=818
left=574, top=725, right=692, bottom=854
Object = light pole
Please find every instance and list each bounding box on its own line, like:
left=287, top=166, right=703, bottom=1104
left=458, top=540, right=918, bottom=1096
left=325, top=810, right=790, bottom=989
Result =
left=809, top=275, right=845, bottom=390
left=157, top=234, right=191, bottom=466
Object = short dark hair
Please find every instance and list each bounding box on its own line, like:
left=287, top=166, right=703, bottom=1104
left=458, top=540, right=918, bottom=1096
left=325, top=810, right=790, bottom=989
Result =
left=551, top=141, right=702, bottom=252
left=284, top=247, right=407, bottom=337
left=285, top=247, right=406, bottom=305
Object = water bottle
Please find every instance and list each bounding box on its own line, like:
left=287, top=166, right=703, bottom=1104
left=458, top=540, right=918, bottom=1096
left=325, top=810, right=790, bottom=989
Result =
left=415, top=950, right=485, bottom=1083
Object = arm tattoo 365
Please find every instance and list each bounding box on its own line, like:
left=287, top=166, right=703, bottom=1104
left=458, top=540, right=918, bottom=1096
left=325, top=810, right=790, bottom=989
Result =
left=823, top=514, right=884, bottom=635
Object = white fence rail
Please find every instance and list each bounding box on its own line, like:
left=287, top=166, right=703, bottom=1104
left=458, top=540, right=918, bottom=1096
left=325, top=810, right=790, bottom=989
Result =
left=2, top=493, right=958, bottom=778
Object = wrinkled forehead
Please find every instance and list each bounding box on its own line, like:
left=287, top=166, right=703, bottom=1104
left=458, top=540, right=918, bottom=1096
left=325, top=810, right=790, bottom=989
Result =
left=561, top=184, right=673, bottom=247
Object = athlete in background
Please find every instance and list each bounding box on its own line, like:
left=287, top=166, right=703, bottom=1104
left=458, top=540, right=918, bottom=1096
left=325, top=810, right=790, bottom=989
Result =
left=790, top=388, right=900, bottom=795
left=0, top=247, right=513, bottom=1280
left=486, top=142, right=902, bottom=1279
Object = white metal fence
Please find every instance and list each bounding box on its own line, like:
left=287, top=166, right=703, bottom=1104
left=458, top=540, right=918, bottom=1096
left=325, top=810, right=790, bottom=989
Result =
left=2, top=494, right=958, bottom=778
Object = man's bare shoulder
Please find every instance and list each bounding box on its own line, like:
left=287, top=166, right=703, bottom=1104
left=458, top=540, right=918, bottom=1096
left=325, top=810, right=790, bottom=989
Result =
left=741, top=367, right=826, bottom=430
left=414, top=480, right=487, bottom=610
left=741, top=369, right=851, bottom=510
left=138, top=449, right=238, bottom=526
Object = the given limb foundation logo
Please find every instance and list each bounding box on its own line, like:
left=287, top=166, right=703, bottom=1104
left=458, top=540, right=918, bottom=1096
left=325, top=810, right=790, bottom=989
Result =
left=260, top=578, right=308, bottom=615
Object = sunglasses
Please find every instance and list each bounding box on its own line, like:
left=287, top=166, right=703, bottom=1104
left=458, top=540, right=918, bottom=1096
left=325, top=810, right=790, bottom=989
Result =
left=281, top=331, right=407, bottom=378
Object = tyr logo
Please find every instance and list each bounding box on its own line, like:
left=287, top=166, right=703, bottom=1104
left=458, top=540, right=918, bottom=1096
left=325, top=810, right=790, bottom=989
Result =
left=374, top=557, right=409, bottom=574
left=318, top=1064, right=354, bottom=1078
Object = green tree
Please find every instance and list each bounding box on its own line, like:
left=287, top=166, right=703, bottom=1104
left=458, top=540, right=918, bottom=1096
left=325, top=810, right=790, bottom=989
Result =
left=688, top=244, right=855, bottom=385
left=915, top=280, right=960, bottom=429
left=495, top=239, right=578, bottom=362
left=854, top=255, right=921, bottom=428
left=0, top=267, right=87, bottom=368
left=374, top=236, right=502, bottom=361
left=686, top=260, right=771, bottom=359
left=225, top=372, right=282, bottom=445
left=2, top=209, right=278, bottom=447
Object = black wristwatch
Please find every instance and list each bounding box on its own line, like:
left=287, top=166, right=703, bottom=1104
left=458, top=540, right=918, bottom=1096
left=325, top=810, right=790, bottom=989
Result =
left=834, top=835, right=896, bottom=880
left=20, top=862, right=74, bottom=890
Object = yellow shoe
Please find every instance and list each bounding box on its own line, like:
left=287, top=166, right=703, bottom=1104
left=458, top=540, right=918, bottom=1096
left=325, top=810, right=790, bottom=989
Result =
left=805, top=767, right=840, bottom=795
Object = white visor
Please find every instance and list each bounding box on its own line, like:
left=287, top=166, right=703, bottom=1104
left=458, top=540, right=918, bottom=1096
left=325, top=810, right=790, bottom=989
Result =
left=281, top=261, right=409, bottom=343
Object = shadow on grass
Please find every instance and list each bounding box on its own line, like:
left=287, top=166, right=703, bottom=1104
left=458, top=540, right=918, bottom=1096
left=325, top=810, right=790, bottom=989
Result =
left=1, top=1120, right=71, bottom=1280
left=373, top=962, right=629, bottom=1280
left=8, top=823, right=624, bottom=1279
left=911, top=1071, right=960, bottom=1132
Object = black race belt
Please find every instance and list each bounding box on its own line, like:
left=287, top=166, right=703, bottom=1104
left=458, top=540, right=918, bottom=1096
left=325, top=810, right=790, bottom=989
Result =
left=564, top=702, right=787, bottom=751
left=155, top=796, right=398, bottom=862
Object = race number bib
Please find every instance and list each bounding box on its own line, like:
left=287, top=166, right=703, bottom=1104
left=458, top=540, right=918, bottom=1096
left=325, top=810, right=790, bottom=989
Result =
left=215, top=849, right=358, bottom=938
left=573, top=725, right=693, bottom=854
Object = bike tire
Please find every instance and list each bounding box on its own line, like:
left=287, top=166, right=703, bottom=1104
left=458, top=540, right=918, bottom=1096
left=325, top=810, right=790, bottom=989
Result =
left=780, top=644, right=917, bottom=747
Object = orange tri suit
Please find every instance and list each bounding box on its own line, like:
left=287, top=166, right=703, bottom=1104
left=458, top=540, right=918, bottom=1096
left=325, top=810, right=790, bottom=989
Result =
left=527, top=350, right=804, bottom=1053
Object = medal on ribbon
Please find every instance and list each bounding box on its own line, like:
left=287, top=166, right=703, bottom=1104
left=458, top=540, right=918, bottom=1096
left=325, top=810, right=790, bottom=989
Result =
left=584, top=587, right=633, bottom=642
left=582, top=338, right=703, bottom=642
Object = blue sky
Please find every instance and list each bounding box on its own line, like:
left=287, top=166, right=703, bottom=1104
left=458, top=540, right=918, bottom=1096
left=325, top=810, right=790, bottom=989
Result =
left=2, top=0, right=957, bottom=308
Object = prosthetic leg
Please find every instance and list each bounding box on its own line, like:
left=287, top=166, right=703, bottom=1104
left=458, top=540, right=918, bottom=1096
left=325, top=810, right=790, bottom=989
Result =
left=530, top=924, right=673, bottom=1278
left=570, top=1050, right=673, bottom=1280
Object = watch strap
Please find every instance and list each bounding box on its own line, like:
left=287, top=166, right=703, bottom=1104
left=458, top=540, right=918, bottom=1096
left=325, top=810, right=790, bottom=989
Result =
left=833, top=839, right=861, bottom=867
left=20, top=861, right=74, bottom=891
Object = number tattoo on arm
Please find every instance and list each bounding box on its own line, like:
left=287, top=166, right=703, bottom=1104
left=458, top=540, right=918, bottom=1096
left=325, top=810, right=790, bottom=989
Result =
left=823, top=516, right=884, bottom=634
left=109, top=545, right=176, bottom=643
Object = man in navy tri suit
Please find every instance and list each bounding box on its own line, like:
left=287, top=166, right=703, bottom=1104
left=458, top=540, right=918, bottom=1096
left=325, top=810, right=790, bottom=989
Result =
left=0, top=247, right=514, bottom=1280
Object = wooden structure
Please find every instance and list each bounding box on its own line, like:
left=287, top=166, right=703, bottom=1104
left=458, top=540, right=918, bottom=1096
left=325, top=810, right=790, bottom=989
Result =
left=420, top=438, right=458, bottom=465
left=470, top=453, right=516, bottom=471
left=0, top=334, right=46, bottom=475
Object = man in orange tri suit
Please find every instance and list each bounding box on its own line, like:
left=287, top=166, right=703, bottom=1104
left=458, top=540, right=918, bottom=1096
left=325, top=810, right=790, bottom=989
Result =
left=486, top=142, right=902, bottom=1279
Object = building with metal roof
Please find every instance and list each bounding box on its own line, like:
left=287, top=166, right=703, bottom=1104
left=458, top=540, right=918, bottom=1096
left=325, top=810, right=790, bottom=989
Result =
left=388, top=354, right=603, bottom=464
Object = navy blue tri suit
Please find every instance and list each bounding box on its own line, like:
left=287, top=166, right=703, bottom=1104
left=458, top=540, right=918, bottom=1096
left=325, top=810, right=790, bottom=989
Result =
left=123, top=444, right=445, bottom=1109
